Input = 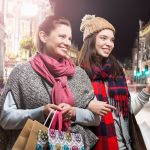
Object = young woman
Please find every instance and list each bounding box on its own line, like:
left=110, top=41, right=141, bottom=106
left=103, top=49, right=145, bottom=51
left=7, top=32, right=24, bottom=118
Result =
left=0, top=15, right=100, bottom=150
left=78, top=14, right=150, bottom=150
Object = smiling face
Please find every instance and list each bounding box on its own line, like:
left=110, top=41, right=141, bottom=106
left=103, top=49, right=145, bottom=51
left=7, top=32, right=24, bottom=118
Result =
left=95, top=29, right=115, bottom=58
left=39, top=24, right=72, bottom=60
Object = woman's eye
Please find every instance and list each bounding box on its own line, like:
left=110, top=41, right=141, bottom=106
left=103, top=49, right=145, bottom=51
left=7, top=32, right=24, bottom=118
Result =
left=100, top=36, right=106, bottom=40
left=59, top=35, right=65, bottom=38
left=111, top=38, right=115, bottom=43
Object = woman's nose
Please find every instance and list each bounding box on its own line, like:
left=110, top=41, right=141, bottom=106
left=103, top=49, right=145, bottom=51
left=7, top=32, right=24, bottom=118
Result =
left=64, top=39, right=71, bottom=47
left=106, top=39, right=113, bottom=47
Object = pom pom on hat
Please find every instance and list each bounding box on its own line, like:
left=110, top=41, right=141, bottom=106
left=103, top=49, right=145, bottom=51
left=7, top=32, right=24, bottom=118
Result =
left=80, top=14, right=115, bottom=41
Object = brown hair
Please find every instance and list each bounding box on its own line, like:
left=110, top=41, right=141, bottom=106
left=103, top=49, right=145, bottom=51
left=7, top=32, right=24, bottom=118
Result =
left=77, top=33, right=122, bottom=80
left=35, top=15, right=71, bottom=52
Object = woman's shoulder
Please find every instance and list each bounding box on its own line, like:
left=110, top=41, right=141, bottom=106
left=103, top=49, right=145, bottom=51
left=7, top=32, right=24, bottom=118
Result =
left=73, top=65, right=90, bottom=80
left=75, top=65, right=87, bottom=75
left=13, top=62, right=31, bottom=70
left=8, top=62, right=32, bottom=77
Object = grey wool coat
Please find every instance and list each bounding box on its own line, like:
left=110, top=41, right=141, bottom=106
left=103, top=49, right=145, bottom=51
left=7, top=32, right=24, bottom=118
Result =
left=0, top=62, right=98, bottom=150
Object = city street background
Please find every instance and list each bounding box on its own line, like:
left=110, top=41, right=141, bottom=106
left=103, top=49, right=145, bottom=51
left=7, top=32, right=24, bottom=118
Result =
left=0, top=0, right=150, bottom=149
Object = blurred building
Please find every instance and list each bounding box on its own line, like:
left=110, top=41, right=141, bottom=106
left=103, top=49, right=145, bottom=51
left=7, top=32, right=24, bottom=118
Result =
left=68, top=44, right=79, bottom=63
left=5, top=0, right=52, bottom=59
left=140, top=21, right=150, bottom=83
left=132, top=20, right=150, bottom=83
left=0, top=0, right=53, bottom=82
left=0, top=0, right=6, bottom=89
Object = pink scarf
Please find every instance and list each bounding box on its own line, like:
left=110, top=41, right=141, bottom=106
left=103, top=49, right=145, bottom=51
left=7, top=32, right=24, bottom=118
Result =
left=30, top=53, right=75, bottom=106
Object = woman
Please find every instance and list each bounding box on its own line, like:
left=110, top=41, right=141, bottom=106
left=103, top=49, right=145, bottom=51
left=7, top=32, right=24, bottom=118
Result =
left=78, top=14, right=150, bottom=150
left=0, top=15, right=100, bottom=150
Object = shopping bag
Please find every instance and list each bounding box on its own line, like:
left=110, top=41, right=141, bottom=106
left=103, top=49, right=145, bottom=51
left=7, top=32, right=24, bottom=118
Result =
left=36, top=111, right=85, bottom=150
left=48, top=111, right=85, bottom=150
left=36, top=111, right=55, bottom=150
left=129, top=112, right=147, bottom=150
left=36, top=110, right=64, bottom=150
left=12, top=119, right=34, bottom=150
left=36, top=130, right=49, bottom=150
left=25, top=120, right=47, bottom=150
left=48, top=129, right=85, bottom=150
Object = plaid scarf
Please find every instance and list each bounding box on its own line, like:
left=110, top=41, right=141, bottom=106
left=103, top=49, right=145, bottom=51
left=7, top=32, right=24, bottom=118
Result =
left=91, top=59, right=130, bottom=150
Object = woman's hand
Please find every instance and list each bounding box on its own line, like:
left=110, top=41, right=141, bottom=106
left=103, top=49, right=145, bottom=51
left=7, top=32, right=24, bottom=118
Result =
left=88, top=99, right=116, bottom=116
left=58, top=103, right=76, bottom=121
left=144, top=81, right=150, bottom=93
left=43, top=104, right=62, bottom=117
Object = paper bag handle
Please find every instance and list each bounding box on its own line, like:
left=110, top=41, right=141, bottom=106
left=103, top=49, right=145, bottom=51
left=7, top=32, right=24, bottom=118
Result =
left=43, top=110, right=62, bottom=131
left=43, top=110, right=56, bottom=126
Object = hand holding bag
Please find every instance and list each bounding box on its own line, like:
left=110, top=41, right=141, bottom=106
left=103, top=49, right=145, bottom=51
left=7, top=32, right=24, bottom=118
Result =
left=48, top=111, right=85, bottom=150
left=36, top=110, right=85, bottom=150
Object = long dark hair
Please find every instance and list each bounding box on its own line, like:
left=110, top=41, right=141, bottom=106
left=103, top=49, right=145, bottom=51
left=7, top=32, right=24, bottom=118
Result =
left=77, top=33, right=123, bottom=80
left=35, top=15, right=71, bottom=52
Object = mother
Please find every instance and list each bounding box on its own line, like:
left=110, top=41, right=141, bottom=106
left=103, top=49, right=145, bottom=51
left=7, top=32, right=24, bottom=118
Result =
left=0, top=15, right=100, bottom=150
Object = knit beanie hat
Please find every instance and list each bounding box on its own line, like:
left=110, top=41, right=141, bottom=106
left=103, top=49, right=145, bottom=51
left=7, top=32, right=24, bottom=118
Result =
left=80, top=14, right=115, bottom=41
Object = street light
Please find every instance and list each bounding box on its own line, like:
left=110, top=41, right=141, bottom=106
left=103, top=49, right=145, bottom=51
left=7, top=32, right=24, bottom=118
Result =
left=21, top=2, right=38, bottom=57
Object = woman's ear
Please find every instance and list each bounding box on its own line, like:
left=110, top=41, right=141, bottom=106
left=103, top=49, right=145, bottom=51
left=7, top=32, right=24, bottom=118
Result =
left=39, top=31, right=47, bottom=43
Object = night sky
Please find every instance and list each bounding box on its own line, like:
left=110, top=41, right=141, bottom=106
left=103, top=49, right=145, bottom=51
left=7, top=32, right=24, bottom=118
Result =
left=53, top=0, right=150, bottom=61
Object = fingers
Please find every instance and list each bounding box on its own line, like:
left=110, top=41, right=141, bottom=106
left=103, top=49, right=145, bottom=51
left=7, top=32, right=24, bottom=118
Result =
left=63, top=114, right=72, bottom=121
left=58, top=103, right=70, bottom=110
left=43, top=104, right=62, bottom=116
left=63, top=110, right=72, bottom=121
left=62, top=107, right=72, bottom=117
left=59, top=103, right=72, bottom=115
left=58, top=103, right=66, bottom=107
left=102, top=107, right=111, bottom=112
left=62, top=108, right=70, bottom=115
left=100, top=102, right=116, bottom=111
left=96, top=102, right=116, bottom=116
left=97, top=108, right=110, bottom=116
left=50, top=104, right=62, bottom=111
left=105, top=103, right=116, bottom=111
left=62, top=107, right=75, bottom=121
left=44, top=103, right=74, bottom=121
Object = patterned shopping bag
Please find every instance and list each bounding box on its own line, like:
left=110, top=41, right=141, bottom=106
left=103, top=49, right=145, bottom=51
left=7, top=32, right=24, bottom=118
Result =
left=36, top=130, right=49, bottom=150
left=48, top=129, right=85, bottom=150
left=36, top=111, right=55, bottom=150
left=36, top=111, right=85, bottom=150
left=48, top=111, right=85, bottom=150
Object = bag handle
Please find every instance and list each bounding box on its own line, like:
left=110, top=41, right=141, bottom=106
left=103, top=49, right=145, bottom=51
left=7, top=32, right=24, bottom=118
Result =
left=51, top=111, right=70, bottom=132
left=43, top=110, right=60, bottom=130
left=48, top=111, right=62, bottom=131
left=43, top=110, right=63, bottom=131
left=47, top=111, right=70, bottom=132
left=43, top=110, right=57, bottom=126
left=44, top=111, right=62, bottom=131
